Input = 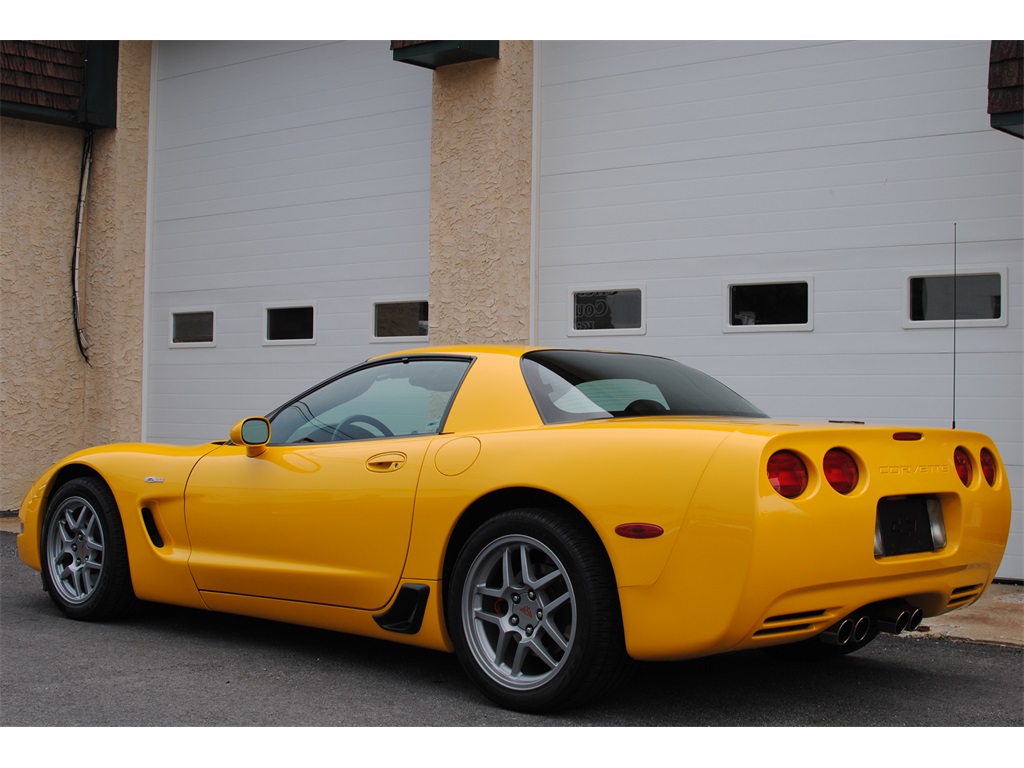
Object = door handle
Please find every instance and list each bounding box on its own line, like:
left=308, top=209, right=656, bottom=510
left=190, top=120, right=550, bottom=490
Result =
left=366, top=452, right=407, bottom=472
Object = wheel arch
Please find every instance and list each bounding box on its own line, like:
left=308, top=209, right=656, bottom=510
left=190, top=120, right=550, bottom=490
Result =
left=440, top=487, right=613, bottom=615
left=37, top=470, right=137, bottom=619
left=441, top=491, right=629, bottom=711
left=38, top=465, right=112, bottom=546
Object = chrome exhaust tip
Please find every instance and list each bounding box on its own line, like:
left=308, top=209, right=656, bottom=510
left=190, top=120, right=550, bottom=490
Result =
left=850, top=614, right=871, bottom=643
left=877, top=609, right=910, bottom=635
left=906, top=607, right=924, bottom=631
left=820, top=618, right=854, bottom=646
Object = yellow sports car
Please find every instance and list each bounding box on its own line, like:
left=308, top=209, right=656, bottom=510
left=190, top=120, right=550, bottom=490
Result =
left=17, top=346, right=1011, bottom=712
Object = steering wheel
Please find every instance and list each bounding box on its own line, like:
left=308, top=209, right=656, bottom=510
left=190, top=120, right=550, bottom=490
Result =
left=331, top=414, right=394, bottom=441
left=623, top=399, right=668, bottom=416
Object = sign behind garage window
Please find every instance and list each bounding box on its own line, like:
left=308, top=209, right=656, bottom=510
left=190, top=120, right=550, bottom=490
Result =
left=170, top=310, right=214, bottom=346
left=568, top=286, right=645, bottom=336
left=723, top=278, right=813, bottom=332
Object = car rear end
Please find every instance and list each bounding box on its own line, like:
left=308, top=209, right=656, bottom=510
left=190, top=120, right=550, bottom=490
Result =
left=617, top=422, right=1012, bottom=661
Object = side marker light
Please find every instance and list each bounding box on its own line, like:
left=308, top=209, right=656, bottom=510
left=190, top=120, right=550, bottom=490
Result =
left=614, top=523, right=664, bottom=539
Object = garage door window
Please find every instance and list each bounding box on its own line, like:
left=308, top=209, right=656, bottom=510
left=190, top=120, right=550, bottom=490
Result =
left=170, top=309, right=214, bottom=346
left=373, top=300, right=428, bottom=341
left=905, top=270, right=1006, bottom=328
left=568, top=286, right=645, bottom=336
left=265, top=304, right=316, bottom=345
left=723, top=278, right=813, bottom=332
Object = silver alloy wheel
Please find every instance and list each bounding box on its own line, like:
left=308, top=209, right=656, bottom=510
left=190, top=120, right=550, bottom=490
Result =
left=460, top=533, right=578, bottom=691
left=45, top=495, right=106, bottom=605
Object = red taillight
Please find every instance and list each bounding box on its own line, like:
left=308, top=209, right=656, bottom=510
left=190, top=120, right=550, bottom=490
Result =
left=954, top=447, right=973, bottom=487
left=767, top=451, right=808, bottom=498
left=980, top=448, right=997, bottom=486
left=824, top=448, right=859, bottom=494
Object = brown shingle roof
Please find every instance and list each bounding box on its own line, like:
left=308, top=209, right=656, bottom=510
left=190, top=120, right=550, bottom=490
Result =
left=1, top=40, right=87, bottom=113
left=989, top=41, right=1023, bottom=116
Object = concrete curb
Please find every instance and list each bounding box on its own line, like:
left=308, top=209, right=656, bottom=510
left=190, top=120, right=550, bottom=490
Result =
left=906, top=583, right=1024, bottom=648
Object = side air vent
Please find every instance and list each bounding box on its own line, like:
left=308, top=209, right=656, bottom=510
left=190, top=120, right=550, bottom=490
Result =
left=141, top=507, right=164, bottom=548
left=754, top=609, right=830, bottom=638
left=947, top=584, right=984, bottom=608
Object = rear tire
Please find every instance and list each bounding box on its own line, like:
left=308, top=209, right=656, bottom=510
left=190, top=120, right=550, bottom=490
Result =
left=41, top=477, right=135, bottom=620
left=448, top=508, right=626, bottom=712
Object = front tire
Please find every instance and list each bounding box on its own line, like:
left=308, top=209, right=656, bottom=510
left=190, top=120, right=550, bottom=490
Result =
left=41, top=477, right=135, bottom=620
left=448, top=508, right=626, bottom=712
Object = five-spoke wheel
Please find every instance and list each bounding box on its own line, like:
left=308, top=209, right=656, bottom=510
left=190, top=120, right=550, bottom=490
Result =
left=449, top=508, right=625, bottom=712
left=42, top=477, right=134, bottom=620
left=460, top=533, right=578, bottom=691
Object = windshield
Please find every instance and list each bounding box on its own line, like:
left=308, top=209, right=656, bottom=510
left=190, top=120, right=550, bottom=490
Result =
left=521, top=350, right=767, bottom=424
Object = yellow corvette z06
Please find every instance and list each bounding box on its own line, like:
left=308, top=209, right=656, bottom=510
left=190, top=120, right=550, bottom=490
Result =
left=18, top=346, right=1011, bottom=712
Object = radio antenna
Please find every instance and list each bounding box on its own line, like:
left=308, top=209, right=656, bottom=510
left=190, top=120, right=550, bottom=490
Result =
left=951, top=222, right=957, bottom=429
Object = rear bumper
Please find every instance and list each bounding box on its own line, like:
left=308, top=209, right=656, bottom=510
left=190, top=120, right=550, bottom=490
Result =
left=617, top=429, right=1011, bottom=661
left=619, top=537, right=1004, bottom=661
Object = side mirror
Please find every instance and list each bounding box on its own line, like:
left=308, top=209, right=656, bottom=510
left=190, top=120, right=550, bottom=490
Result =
left=229, top=417, right=271, bottom=457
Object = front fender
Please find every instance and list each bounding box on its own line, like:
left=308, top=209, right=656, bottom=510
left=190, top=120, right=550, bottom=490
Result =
left=18, top=443, right=222, bottom=609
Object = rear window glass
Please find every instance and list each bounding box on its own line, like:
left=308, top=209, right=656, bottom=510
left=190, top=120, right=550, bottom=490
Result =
left=522, top=350, right=766, bottom=424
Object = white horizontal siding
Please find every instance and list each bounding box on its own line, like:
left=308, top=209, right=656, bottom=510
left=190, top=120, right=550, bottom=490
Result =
left=537, top=40, right=1023, bottom=579
left=146, top=41, right=432, bottom=444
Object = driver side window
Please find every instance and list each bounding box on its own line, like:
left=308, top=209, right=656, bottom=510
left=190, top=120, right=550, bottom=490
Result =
left=269, top=358, right=471, bottom=444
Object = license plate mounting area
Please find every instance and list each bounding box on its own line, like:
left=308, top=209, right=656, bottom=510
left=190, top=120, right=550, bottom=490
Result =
left=875, top=495, right=945, bottom=557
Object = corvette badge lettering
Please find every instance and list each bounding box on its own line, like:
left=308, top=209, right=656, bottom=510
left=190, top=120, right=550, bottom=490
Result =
left=879, top=465, right=949, bottom=475
left=144, top=476, right=165, bottom=484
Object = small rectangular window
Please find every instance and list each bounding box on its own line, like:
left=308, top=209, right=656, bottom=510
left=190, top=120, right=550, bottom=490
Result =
left=568, top=286, right=645, bottom=336
left=170, top=310, right=214, bottom=346
left=906, top=272, right=1005, bottom=327
left=265, top=304, right=316, bottom=345
left=374, top=300, right=428, bottom=340
left=723, top=278, right=813, bottom=332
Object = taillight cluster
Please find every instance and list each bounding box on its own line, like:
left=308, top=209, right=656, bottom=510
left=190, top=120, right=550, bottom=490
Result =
left=954, top=446, right=999, bottom=487
left=768, top=445, right=1000, bottom=498
left=767, top=448, right=859, bottom=499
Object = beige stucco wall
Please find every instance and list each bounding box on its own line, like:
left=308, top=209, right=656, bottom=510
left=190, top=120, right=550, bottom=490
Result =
left=0, top=41, right=151, bottom=510
left=1, top=39, right=532, bottom=507
left=428, top=40, right=534, bottom=345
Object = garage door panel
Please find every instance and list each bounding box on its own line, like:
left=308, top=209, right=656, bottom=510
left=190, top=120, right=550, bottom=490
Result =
left=537, top=41, right=1022, bottom=579
left=147, top=41, right=431, bottom=446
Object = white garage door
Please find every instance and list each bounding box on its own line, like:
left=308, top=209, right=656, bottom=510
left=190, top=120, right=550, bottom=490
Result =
left=536, top=41, right=1023, bottom=579
left=145, top=41, right=433, bottom=444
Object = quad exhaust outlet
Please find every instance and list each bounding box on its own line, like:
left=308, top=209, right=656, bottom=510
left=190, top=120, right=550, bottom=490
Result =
left=820, top=603, right=923, bottom=645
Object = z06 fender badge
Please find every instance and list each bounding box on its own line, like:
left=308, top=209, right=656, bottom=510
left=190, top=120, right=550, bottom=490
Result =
left=144, top=476, right=165, bottom=484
